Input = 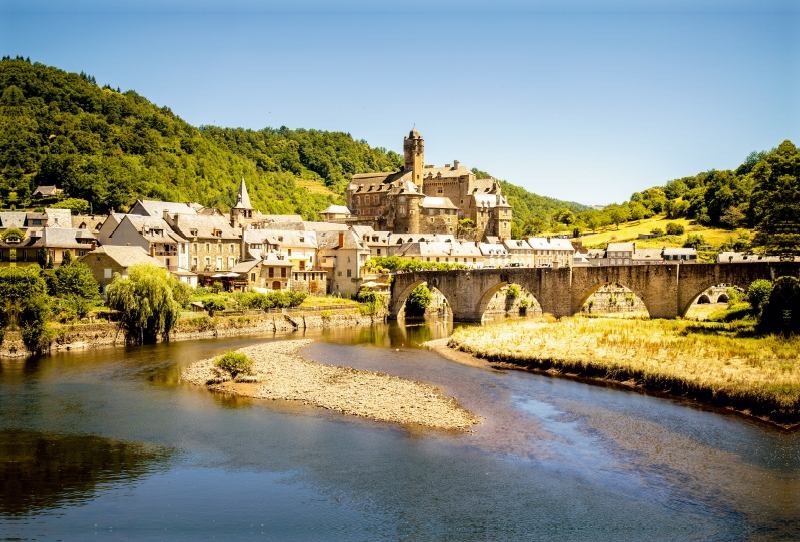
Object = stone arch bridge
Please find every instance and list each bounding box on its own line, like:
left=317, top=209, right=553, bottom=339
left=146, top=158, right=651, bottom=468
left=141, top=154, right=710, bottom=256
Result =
left=389, top=263, right=800, bottom=321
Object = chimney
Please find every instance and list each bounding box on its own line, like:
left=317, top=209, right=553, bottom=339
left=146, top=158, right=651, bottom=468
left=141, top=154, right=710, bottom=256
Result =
left=338, top=232, right=344, bottom=248
left=453, top=160, right=459, bottom=169
left=445, top=164, right=451, bottom=168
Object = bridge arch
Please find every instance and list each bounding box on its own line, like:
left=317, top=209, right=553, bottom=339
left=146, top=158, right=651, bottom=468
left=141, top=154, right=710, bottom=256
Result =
left=476, top=281, right=542, bottom=321
left=575, top=280, right=652, bottom=317
left=679, top=282, right=748, bottom=317
left=390, top=277, right=455, bottom=319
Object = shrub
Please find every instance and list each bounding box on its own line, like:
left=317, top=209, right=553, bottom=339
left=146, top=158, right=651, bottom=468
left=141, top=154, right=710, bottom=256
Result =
left=650, top=227, right=663, bottom=237
left=203, top=296, right=227, bottom=316
left=759, top=276, right=800, bottom=336
left=684, top=234, right=706, bottom=248
left=214, top=351, right=253, bottom=376
left=746, top=279, right=773, bottom=319
left=665, top=222, right=685, bottom=236
left=707, top=302, right=751, bottom=323
left=507, top=284, right=520, bottom=299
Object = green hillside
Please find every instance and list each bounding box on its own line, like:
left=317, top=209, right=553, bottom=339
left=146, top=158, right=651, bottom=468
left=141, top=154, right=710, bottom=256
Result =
left=0, top=57, right=586, bottom=224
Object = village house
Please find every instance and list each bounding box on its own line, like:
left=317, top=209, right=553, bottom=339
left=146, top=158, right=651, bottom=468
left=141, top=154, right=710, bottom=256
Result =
left=98, top=214, right=186, bottom=271
left=526, top=237, right=575, bottom=268
left=606, top=243, right=636, bottom=266
left=81, top=245, right=167, bottom=295
left=350, top=226, right=391, bottom=258
left=394, top=239, right=484, bottom=268
left=662, top=247, right=698, bottom=263
left=503, top=239, right=533, bottom=267
left=317, top=230, right=371, bottom=297
left=32, top=185, right=62, bottom=199
left=479, top=242, right=509, bottom=268
left=162, top=212, right=242, bottom=274
left=0, top=227, right=97, bottom=267
left=230, top=252, right=295, bottom=292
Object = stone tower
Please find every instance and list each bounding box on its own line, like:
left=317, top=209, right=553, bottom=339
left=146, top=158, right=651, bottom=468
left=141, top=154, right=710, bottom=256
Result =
left=230, top=177, right=254, bottom=228
left=403, top=127, right=425, bottom=188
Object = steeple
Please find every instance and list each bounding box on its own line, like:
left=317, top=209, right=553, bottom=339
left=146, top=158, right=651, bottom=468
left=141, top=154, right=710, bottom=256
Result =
left=234, top=177, right=252, bottom=209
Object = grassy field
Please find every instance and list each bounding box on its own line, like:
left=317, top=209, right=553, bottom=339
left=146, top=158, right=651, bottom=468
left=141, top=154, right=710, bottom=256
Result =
left=448, top=317, right=800, bottom=425
left=578, top=215, right=752, bottom=251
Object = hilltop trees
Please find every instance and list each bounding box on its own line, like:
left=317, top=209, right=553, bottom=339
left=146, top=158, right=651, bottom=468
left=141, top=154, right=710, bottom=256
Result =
left=749, top=140, right=800, bottom=254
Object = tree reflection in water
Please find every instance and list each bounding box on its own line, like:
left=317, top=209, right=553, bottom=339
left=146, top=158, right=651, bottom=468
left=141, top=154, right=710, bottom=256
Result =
left=0, top=430, right=171, bottom=516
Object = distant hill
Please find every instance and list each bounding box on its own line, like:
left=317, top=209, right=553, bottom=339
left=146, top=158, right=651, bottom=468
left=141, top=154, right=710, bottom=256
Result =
left=0, top=57, right=591, bottom=227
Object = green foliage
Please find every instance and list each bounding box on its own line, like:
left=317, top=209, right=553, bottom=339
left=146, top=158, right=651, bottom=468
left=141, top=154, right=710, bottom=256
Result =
left=231, top=290, right=306, bottom=310
left=684, top=233, right=706, bottom=248
left=356, top=288, right=384, bottom=314
left=49, top=197, right=90, bottom=214
left=749, top=141, right=800, bottom=254
left=0, top=266, right=51, bottom=350
left=366, top=255, right=466, bottom=272
left=214, top=351, right=253, bottom=377
left=203, top=296, right=227, bottom=316
left=210, top=281, right=223, bottom=294
left=54, top=260, right=98, bottom=298
left=1, top=227, right=24, bottom=243
left=499, top=181, right=589, bottom=238
left=519, top=298, right=531, bottom=309
left=758, top=276, right=800, bottom=336
left=650, top=227, right=663, bottom=237
left=19, top=294, right=53, bottom=352
left=707, top=302, right=751, bottom=323
left=507, top=284, right=520, bottom=299
left=406, top=284, right=432, bottom=316
left=106, top=263, right=183, bottom=344
left=665, top=222, right=685, bottom=236
left=746, top=279, right=774, bottom=319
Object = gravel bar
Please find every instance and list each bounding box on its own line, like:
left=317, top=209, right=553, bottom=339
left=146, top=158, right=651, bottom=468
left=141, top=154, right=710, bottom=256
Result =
left=182, top=339, right=480, bottom=431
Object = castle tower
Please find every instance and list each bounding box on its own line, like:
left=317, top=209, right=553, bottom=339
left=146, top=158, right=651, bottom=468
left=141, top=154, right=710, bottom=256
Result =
left=403, top=127, right=425, bottom=188
left=230, top=176, right=254, bottom=228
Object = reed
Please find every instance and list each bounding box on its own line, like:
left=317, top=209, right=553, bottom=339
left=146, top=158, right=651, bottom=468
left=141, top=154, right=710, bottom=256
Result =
left=448, top=317, right=800, bottom=424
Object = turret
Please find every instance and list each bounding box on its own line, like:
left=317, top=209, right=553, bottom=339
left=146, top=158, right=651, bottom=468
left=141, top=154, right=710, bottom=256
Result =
left=403, top=127, right=425, bottom=188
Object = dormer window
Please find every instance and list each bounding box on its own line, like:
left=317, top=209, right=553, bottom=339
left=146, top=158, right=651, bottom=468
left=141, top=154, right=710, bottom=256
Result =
left=190, top=229, right=198, bottom=237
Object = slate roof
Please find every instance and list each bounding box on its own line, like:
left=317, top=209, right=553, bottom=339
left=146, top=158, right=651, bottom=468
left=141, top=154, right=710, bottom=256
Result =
left=130, top=199, right=198, bottom=217
left=607, top=242, right=635, bottom=253
left=243, top=229, right=318, bottom=249
left=479, top=243, right=509, bottom=256
left=114, top=215, right=184, bottom=244
left=420, top=197, right=458, bottom=209
left=72, top=215, right=106, bottom=231
left=85, top=246, right=166, bottom=268
left=317, top=229, right=369, bottom=251
left=396, top=240, right=481, bottom=258
left=422, top=165, right=472, bottom=180
left=169, top=214, right=241, bottom=240
left=233, top=177, right=252, bottom=209
left=320, top=205, right=352, bottom=215
left=33, top=185, right=59, bottom=197
left=0, top=212, right=27, bottom=228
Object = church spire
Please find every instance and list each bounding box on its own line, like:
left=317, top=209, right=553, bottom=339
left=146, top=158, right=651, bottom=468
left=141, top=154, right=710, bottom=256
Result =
left=234, top=176, right=252, bottom=209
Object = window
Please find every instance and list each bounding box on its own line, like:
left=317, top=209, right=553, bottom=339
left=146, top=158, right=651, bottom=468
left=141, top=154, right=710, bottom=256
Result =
left=205, top=243, right=210, bottom=252
left=229, top=244, right=235, bottom=253
left=288, top=249, right=292, bottom=257
left=217, top=244, right=222, bottom=253
left=193, top=243, right=198, bottom=253
left=104, top=268, right=112, bottom=279
left=437, top=186, right=443, bottom=194
left=346, top=269, right=351, bottom=277
left=399, top=206, right=406, bottom=215
left=365, top=195, right=370, bottom=204
left=250, top=273, right=256, bottom=282
left=281, top=268, right=286, bottom=278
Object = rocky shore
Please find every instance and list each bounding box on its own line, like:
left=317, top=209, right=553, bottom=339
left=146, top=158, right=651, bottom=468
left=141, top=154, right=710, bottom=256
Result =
left=182, top=339, right=480, bottom=431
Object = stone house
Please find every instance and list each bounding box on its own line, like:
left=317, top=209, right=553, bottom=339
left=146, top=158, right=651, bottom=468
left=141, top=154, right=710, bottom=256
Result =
left=81, top=245, right=166, bottom=295
left=163, top=213, right=242, bottom=274
left=99, top=214, right=186, bottom=272
left=0, top=227, right=97, bottom=267
left=230, top=253, right=295, bottom=291
left=243, top=229, right=318, bottom=271
left=526, top=237, right=574, bottom=268
left=394, top=240, right=484, bottom=268
left=479, top=243, right=509, bottom=268
left=606, top=243, right=635, bottom=266
left=503, top=239, right=533, bottom=267
left=662, top=247, right=697, bottom=263
left=351, top=226, right=391, bottom=258
left=317, top=230, right=371, bottom=297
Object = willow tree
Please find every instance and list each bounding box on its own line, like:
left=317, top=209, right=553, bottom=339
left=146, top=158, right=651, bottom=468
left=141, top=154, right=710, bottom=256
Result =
left=106, top=263, right=183, bottom=344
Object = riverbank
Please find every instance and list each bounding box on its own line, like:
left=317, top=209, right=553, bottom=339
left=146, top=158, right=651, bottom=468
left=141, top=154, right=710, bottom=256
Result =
left=0, top=310, right=385, bottom=358
left=446, top=317, right=800, bottom=428
left=182, top=339, right=480, bottom=431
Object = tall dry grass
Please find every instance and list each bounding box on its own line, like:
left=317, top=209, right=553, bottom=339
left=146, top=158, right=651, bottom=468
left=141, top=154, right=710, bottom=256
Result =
left=448, top=317, right=800, bottom=423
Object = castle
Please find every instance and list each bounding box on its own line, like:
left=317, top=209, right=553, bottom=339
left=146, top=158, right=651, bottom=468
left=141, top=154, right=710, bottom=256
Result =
left=321, top=129, right=512, bottom=240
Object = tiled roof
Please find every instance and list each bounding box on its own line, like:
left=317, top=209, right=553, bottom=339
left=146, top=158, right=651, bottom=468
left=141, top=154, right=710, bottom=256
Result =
left=131, top=199, right=198, bottom=217
left=420, top=197, right=458, bottom=209
left=170, top=214, right=241, bottom=240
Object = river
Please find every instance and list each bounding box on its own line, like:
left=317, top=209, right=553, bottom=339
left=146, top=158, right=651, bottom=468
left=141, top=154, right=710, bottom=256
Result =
left=1, top=320, right=798, bottom=540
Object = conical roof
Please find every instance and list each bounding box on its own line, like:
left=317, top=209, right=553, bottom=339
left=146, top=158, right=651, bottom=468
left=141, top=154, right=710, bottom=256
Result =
left=409, top=127, right=421, bottom=139
left=233, top=177, right=252, bottom=209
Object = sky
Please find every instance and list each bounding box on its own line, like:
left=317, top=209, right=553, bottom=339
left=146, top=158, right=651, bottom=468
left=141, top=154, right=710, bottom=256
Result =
left=1, top=0, right=797, bottom=206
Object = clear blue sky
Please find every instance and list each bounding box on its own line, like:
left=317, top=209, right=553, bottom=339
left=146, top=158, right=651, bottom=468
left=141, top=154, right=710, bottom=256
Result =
left=2, top=1, right=797, bottom=206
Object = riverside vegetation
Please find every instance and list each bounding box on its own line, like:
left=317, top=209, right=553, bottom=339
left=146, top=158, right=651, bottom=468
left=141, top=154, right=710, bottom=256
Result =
left=447, top=277, right=800, bottom=426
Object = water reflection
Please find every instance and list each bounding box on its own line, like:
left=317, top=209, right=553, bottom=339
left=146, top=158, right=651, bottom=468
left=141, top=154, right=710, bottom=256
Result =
left=0, top=430, right=171, bottom=515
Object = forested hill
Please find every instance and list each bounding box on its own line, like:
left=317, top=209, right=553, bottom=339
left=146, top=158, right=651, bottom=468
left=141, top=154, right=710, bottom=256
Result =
left=0, top=57, right=587, bottom=223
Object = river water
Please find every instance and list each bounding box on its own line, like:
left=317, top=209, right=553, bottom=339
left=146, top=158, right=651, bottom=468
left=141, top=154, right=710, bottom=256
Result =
left=0, top=320, right=798, bottom=541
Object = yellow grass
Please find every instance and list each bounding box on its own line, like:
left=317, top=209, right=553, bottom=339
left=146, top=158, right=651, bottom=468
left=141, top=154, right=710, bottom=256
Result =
left=579, top=215, right=752, bottom=250
left=448, top=317, right=800, bottom=424
left=295, top=179, right=339, bottom=196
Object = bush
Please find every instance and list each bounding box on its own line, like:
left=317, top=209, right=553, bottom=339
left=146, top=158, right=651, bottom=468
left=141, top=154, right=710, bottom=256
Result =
left=650, top=227, right=663, bottom=237
left=684, top=234, right=706, bottom=248
left=214, top=351, right=253, bottom=377
left=746, top=279, right=773, bottom=319
left=507, top=284, right=520, bottom=299
left=203, top=296, right=227, bottom=316
left=758, top=276, right=800, bottom=336
left=665, top=222, right=685, bottom=236
left=707, top=302, right=751, bottom=323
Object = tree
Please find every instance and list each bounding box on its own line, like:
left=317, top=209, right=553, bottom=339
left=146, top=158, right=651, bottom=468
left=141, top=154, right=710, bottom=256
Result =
left=54, top=260, right=99, bottom=299
left=50, top=198, right=90, bottom=215
left=749, top=140, right=800, bottom=254
left=665, top=222, right=685, bottom=236
left=720, top=205, right=746, bottom=228
left=0, top=265, right=51, bottom=351
left=746, top=279, right=773, bottom=319
left=684, top=234, right=706, bottom=248
left=61, top=249, right=73, bottom=266
left=406, top=284, right=432, bottom=316
left=106, top=263, right=183, bottom=344
left=607, top=206, right=630, bottom=229
left=629, top=202, right=646, bottom=221
left=203, top=296, right=227, bottom=317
